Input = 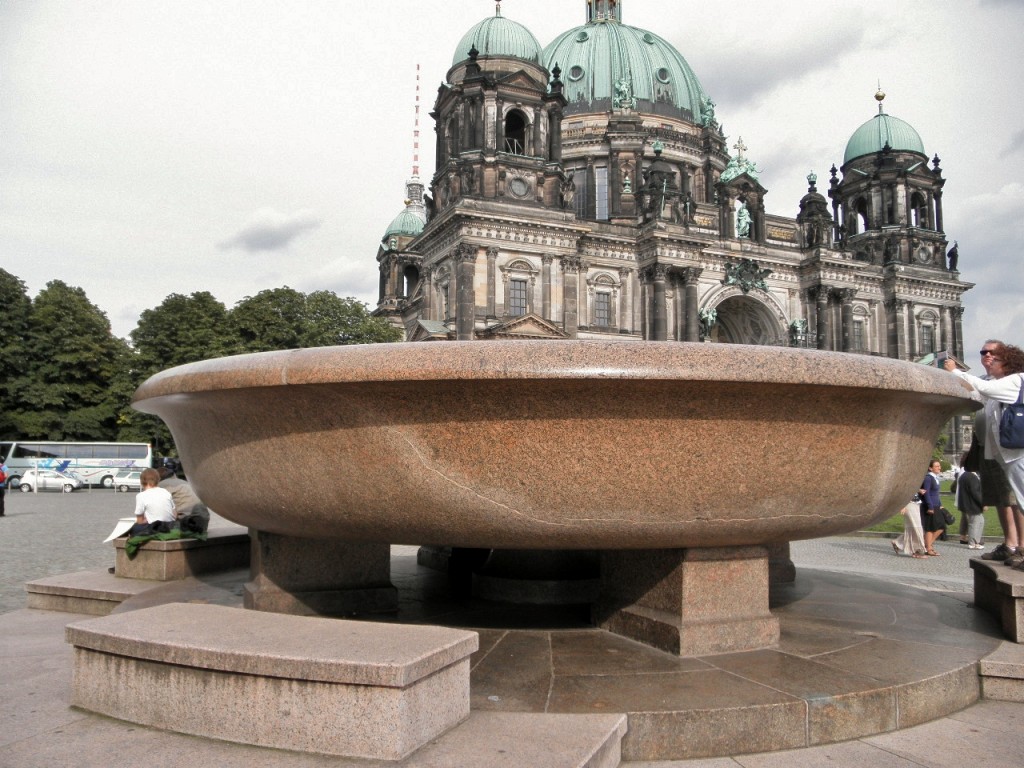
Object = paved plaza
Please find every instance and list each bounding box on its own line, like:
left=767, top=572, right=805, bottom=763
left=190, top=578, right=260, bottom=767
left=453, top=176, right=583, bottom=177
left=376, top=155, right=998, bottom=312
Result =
left=1, top=490, right=1023, bottom=767
left=0, top=489, right=979, bottom=615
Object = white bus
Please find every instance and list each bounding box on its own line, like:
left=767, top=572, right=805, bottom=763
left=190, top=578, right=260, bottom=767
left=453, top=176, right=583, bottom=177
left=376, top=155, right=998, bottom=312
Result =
left=0, top=441, right=153, bottom=489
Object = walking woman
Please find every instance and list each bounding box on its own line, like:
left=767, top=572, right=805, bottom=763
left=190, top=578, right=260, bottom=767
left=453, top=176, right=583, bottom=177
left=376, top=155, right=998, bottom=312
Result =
left=919, top=459, right=945, bottom=556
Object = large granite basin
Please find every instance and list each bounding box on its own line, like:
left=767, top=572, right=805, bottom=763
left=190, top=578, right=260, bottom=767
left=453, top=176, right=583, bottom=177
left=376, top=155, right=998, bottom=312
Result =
left=132, top=340, right=976, bottom=550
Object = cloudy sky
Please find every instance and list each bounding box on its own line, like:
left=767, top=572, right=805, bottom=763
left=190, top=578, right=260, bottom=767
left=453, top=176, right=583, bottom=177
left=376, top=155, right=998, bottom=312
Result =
left=2, top=0, right=1021, bottom=362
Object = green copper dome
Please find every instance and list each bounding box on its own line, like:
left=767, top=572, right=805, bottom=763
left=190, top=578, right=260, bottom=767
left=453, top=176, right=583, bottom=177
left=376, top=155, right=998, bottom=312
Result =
left=844, top=112, right=926, bottom=165
left=543, top=14, right=708, bottom=120
left=452, top=12, right=543, bottom=67
left=383, top=208, right=425, bottom=241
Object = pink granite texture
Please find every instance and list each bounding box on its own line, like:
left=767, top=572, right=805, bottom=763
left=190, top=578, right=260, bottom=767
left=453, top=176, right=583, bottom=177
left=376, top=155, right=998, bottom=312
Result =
left=132, top=340, right=977, bottom=549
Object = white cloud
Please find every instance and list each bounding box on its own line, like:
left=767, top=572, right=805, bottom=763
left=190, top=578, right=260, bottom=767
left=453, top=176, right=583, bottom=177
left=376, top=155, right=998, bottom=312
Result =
left=218, top=209, right=322, bottom=253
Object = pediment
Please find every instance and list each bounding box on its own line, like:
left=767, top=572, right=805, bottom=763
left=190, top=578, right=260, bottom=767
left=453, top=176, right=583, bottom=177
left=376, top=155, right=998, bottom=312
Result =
left=721, top=173, right=767, bottom=196
left=409, top=319, right=453, bottom=342
left=497, top=70, right=545, bottom=92
left=479, top=313, right=568, bottom=340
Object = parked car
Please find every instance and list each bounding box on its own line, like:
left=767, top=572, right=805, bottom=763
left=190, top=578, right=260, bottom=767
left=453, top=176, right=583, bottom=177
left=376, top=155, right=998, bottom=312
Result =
left=17, top=469, right=85, bottom=493
left=113, top=470, right=142, bottom=493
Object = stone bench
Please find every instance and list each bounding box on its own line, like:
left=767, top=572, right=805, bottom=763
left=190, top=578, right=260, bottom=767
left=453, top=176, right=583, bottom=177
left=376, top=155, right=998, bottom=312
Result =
left=66, top=603, right=479, bottom=761
left=971, top=557, right=1024, bottom=642
left=113, top=527, right=249, bottom=581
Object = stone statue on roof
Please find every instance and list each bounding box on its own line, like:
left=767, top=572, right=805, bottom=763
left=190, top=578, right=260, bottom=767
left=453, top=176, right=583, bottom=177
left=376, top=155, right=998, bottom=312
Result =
left=613, top=73, right=636, bottom=110
left=700, top=96, right=717, bottom=127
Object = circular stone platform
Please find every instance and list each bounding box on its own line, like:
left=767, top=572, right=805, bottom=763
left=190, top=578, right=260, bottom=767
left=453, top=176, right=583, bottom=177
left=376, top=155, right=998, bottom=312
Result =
left=113, top=548, right=1002, bottom=763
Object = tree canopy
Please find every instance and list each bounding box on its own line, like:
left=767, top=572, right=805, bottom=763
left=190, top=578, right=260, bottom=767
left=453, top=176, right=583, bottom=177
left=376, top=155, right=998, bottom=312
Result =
left=0, top=276, right=401, bottom=450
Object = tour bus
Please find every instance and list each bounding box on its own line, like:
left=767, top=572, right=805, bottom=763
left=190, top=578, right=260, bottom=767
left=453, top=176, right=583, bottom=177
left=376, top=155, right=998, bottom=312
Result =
left=0, top=441, right=153, bottom=489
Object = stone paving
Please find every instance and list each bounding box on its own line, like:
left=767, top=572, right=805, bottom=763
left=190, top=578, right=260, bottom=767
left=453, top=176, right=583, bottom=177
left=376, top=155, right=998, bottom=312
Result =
left=2, top=491, right=1024, bottom=767
left=0, top=488, right=236, bottom=614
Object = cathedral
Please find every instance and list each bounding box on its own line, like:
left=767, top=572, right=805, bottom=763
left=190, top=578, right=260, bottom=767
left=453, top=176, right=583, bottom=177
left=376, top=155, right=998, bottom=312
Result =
left=373, top=0, right=971, bottom=365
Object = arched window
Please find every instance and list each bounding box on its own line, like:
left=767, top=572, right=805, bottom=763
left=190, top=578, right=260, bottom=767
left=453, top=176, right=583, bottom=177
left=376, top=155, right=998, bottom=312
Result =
left=403, top=265, right=420, bottom=298
left=855, top=197, right=869, bottom=233
left=910, top=191, right=929, bottom=228
left=500, top=259, right=538, bottom=316
left=503, top=110, right=527, bottom=155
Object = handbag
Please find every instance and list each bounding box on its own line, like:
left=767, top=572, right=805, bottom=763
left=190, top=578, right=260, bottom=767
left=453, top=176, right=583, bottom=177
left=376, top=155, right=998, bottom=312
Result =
left=999, top=380, right=1024, bottom=450
left=941, top=507, right=955, bottom=526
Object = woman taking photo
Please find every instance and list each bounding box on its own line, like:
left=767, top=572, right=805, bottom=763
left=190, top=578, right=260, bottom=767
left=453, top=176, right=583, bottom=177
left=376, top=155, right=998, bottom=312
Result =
left=944, top=343, right=1024, bottom=567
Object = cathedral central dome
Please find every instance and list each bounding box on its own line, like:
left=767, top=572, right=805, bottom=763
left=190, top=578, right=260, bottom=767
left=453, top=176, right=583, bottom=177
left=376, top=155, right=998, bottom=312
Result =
left=543, top=5, right=708, bottom=121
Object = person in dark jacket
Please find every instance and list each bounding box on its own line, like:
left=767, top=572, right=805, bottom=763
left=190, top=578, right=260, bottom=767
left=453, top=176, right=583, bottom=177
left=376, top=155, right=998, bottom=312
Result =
left=920, top=460, right=945, bottom=556
left=953, top=456, right=985, bottom=549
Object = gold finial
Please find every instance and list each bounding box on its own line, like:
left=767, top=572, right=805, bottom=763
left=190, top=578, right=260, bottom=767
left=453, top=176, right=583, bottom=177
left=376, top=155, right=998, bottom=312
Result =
left=875, top=83, right=885, bottom=113
left=495, top=0, right=502, bottom=16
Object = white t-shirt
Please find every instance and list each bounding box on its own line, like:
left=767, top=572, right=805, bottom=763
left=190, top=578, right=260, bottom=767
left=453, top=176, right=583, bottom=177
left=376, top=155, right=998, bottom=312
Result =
left=134, top=486, right=176, bottom=524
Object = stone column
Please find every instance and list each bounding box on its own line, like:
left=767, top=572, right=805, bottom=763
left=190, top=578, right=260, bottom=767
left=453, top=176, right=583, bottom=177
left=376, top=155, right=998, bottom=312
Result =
left=422, top=266, right=433, bottom=320
left=650, top=264, right=669, bottom=341
left=618, top=267, right=633, bottom=335
left=940, top=305, right=952, bottom=355
left=907, top=302, right=917, bottom=359
left=839, top=288, right=855, bottom=352
left=542, top=255, right=553, bottom=320
left=595, top=546, right=779, bottom=656
left=682, top=267, right=703, bottom=342
left=814, top=285, right=830, bottom=350
left=578, top=261, right=590, bottom=330
left=561, top=255, right=581, bottom=336
left=671, top=272, right=683, bottom=340
left=548, top=107, right=562, bottom=163
left=455, top=245, right=478, bottom=341
left=486, top=247, right=498, bottom=318
left=889, top=299, right=908, bottom=360
left=934, top=190, right=944, bottom=233
left=953, top=306, right=965, bottom=360
left=245, top=531, right=397, bottom=617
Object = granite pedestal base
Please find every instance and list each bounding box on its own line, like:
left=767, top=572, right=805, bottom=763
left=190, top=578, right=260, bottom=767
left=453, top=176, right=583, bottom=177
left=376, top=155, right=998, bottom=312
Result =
left=66, top=603, right=478, bottom=761
left=244, top=531, right=397, bottom=616
left=971, top=557, right=1024, bottom=643
left=113, top=529, right=249, bottom=581
left=595, top=546, right=779, bottom=656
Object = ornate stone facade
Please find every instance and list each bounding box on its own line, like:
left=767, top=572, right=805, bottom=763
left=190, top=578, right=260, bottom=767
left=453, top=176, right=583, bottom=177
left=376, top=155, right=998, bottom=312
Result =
left=374, top=3, right=971, bottom=370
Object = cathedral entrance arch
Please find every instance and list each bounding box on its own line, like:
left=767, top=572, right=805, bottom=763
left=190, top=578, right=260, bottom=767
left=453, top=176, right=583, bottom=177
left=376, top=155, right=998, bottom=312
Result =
left=710, top=295, right=785, bottom=346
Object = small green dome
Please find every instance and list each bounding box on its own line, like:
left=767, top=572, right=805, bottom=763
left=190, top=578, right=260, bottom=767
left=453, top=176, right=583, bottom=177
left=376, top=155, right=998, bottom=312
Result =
left=543, top=19, right=708, bottom=120
left=383, top=208, right=425, bottom=241
left=844, top=112, right=926, bottom=165
left=452, top=14, right=543, bottom=67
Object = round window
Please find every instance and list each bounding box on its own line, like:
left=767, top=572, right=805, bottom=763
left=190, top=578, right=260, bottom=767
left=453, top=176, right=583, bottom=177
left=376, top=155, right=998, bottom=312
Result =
left=576, top=31, right=589, bottom=43
left=643, top=33, right=656, bottom=44
left=569, top=65, right=585, bottom=81
left=509, top=177, right=530, bottom=198
left=657, top=68, right=671, bottom=84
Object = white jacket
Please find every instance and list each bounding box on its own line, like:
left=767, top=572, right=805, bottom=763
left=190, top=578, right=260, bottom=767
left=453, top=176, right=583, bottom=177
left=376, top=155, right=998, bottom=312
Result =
left=952, top=370, right=1024, bottom=463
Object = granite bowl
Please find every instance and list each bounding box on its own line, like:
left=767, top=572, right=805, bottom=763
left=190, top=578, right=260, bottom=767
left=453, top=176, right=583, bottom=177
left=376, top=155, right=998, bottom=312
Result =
left=132, top=340, right=977, bottom=549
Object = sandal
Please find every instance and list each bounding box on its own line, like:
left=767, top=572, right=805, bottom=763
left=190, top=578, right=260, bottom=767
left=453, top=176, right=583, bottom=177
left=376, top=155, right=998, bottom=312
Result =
left=926, top=550, right=939, bottom=556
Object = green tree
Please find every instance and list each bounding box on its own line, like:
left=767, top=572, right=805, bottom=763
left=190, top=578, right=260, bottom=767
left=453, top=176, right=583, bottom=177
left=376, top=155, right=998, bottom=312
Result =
left=117, top=291, right=238, bottom=451
left=302, top=291, right=402, bottom=346
left=0, top=269, right=32, bottom=439
left=231, top=287, right=308, bottom=352
left=131, top=291, right=239, bottom=373
left=230, top=287, right=400, bottom=352
left=8, top=280, right=124, bottom=440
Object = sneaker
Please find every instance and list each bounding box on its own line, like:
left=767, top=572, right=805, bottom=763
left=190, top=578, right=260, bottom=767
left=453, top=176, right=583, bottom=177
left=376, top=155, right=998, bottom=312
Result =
left=1004, top=550, right=1024, bottom=567
left=982, top=544, right=1012, bottom=561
